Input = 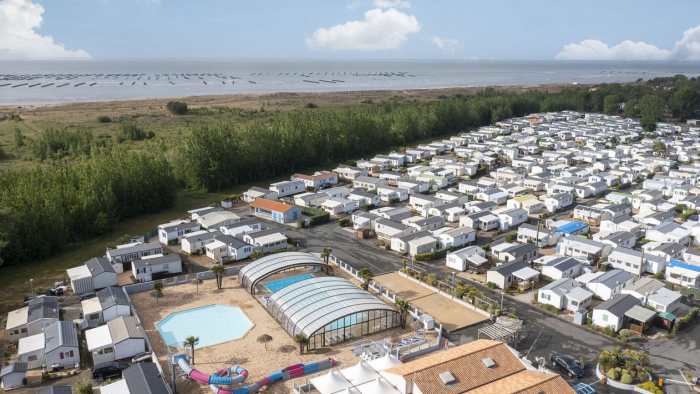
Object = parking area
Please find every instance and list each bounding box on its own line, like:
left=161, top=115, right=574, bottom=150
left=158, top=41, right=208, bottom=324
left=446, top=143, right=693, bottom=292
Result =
left=373, top=272, right=489, bottom=332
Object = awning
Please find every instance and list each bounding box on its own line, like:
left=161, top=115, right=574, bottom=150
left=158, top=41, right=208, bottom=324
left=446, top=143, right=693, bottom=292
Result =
left=512, top=267, right=539, bottom=281
left=86, top=325, right=113, bottom=351
left=624, top=305, right=657, bottom=323
left=467, top=255, right=488, bottom=267
left=658, top=312, right=676, bottom=321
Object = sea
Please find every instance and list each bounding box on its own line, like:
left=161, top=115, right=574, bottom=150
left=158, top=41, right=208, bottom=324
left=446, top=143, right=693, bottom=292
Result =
left=1, top=59, right=700, bottom=106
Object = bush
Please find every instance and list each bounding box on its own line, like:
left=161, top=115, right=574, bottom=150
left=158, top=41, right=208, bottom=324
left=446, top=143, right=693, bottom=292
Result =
left=96, top=115, right=112, bottom=123
left=302, top=207, right=330, bottom=225
left=297, top=219, right=306, bottom=228
left=681, top=209, right=697, bottom=221
left=619, top=329, right=631, bottom=338
left=166, top=101, right=188, bottom=114
left=606, top=369, right=620, bottom=380
left=542, top=304, right=559, bottom=314
left=338, top=218, right=349, bottom=227
left=487, top=282, right=497, bottom=289
left=482, top=243, right=490, bottom=251
left=637, top=381, right=662, bottom=394
left=118, top=121, right=154, bottom=141
left=384, top=244, right=390, bottom=251
left=426, top=274, right=438, bottom=286
left=505, top=233, right=516, bottom=242
left=602, top=325, right=617, bottom=337
left=587, top=318, right=592, bottom=327
left=304, top=103, right=318, bottom=108
left=74, top=377, right=93, bottom=394
left=621, top=374, right=633, bottom=384
left=363, top=203, right=375, bottom=210
left=389, top=198, right=400, bottom=205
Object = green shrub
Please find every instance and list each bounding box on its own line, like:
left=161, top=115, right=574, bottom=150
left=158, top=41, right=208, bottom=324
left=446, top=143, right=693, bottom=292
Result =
left=542, top=304, right=559, bottom=314
left=384, top=244, right=390, bottom=251
left=363, top=203, right=375, bottom=210
left=602, top=325, right=617, bottom=337
left=297, top=219, right=306, bottom=228
left=637, top=381, right=662, bottom=394
left=96, top=115, right=112, bottom=123
left=621, top=374, right=633, bottom=384
left=166, top=101, right=188, bottom=114
left=606, top=369, right=620, bottom=380
left=302, top=207, right=330, bottom=225
left=338, top=218, right=349, bottom=227
left=487, top=282, right=497, bottom=289
left=587, top=318, right=592, bottom=327
left=389, top=198, right=400, bottom=205
left=304, top=103, right=318, bottom=108
left=681, top=209, right=697, bottom=221
left=482, top=243, right=490, bottom=251
left=619, top=329, right=631, bottom=338
left=426, top=274, right=438, bottom=286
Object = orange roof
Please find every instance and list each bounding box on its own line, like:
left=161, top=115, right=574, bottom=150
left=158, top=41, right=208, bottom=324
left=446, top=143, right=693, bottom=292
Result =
left=292, top=172, right=336, bottom=181
left=469, top=370, right=576, bottom=394
left=250, top=198, right=294, bottom=213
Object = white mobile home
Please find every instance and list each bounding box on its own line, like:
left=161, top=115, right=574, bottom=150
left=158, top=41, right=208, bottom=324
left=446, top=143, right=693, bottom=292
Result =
left=157, top=220, right=201, bottom=244
left=269, top=180, right=305, bottom=197
left=81, top=287, right=131, bottom=328
left=131, top=254, right=182, bottom=282
left=86, top=316, right=145, bottom=365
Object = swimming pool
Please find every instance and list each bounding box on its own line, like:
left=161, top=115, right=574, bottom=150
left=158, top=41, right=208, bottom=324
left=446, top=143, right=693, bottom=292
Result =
left=264, top=274, right=313, bottom=293
left=156, top=305, right=254, bottom=348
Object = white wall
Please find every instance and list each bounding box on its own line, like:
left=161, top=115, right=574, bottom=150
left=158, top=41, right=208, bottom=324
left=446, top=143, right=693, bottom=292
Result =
left=1, top=372, right=25, bottom=389
left=103, top=305, right=131, bottom=323
left=592, top=309, right=623, bottom=331
left=46, top=346, right=80, bottom=368
left=114, top=338, right=146, bottom=361
left=93, top=273, right=118, bottom=290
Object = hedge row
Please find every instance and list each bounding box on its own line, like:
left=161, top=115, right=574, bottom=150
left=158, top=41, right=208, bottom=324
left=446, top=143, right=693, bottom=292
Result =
left=301, top=207, right=330, bottom=225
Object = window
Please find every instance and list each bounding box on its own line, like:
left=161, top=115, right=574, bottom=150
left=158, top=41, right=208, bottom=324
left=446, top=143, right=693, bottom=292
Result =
left=103, top=348, right=112, bottom=354
left=602, top=314, right=608, bottom=321
left=88, top=313, right=100, bottom=321
left=28, top=355, right=37, bottom=361
left=163, top=264, right=169, bottom=270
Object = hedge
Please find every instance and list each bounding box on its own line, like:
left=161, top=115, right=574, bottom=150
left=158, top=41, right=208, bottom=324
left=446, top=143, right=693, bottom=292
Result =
left=301, top=207, right=330, bottom=225
left=363, top=203, right=376, bottom=210
left=338, top=218, right=349, bottom=227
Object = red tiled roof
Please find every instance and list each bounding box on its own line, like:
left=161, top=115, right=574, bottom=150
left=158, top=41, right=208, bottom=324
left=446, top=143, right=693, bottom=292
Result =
left=250, top=198, right=294, bottom=213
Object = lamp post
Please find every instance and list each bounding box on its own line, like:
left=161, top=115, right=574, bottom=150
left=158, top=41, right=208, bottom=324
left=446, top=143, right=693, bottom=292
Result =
left=500, top=291, right=504, bottom=311
left=30, top=279, right=34, bottom=296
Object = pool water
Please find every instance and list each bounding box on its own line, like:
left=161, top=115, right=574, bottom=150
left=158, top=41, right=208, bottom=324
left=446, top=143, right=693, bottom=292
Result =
left=157, top=305, right=253, bottom=348
left=264, top=274, right=313, bottom=293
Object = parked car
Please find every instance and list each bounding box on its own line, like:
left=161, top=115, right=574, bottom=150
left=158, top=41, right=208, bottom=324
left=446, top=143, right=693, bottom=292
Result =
left=550, top=354, right=584, bottom=378
left=319, top=183, right=333, bottom=190
left=79, top=291, right=96, bottom=301
left=131, top=352, right=151, bottom=363
left=92, top=361, right=130, bottom=381
left=45, top=286, right=67, bottom=296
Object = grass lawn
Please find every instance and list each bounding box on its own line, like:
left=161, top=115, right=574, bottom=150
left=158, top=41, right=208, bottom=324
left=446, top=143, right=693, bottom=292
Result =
left=0, top=197, right=194, bottom=315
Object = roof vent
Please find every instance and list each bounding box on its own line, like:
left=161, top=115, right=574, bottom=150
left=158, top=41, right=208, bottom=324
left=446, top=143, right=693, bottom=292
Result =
left=482, top=357, right=496, bottom=369
left=438, top=371, right=456, bottom=386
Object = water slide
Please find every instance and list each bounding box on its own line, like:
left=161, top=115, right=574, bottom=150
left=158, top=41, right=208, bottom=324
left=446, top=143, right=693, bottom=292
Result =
left=175, top=355, right=337, bottom=394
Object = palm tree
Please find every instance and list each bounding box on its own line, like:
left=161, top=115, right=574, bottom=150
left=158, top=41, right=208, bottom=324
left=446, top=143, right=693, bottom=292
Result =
left=358, top=268, right=374, bottom=291
left=294, top=334, right=309, bottom=355
left=211, top=264, right=226, bottom=289
left=394, top=298, right=411, bottom=329
left=152, top=282, right=164, bottom=304
left=320, top=247, right=332, bottom=263
left=250, top=250, right=264, bottom=261
left=183, top=336, right=199, bottom=365
left=257, top=334, right=273, bottom=351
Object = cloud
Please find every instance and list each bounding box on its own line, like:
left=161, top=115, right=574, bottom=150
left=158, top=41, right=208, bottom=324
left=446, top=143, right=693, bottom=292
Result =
left=431, top=36, right=458, bottom=56
left=305, top=8, right=420, bottom=51
left=373, top=0, right=410, bottom=9
left=346, top=1, right=362, bottom=10
left=0, top=0, right=91, bottom=59
left=556, top=24, right=700, bottom=61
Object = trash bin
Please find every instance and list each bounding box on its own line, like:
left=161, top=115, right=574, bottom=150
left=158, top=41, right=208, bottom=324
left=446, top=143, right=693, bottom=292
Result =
left=573, top=308, right=587, bottom=325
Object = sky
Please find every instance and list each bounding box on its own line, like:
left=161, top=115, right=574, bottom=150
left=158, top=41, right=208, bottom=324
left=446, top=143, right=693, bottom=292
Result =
left=2, top=0, right=700, bottom=61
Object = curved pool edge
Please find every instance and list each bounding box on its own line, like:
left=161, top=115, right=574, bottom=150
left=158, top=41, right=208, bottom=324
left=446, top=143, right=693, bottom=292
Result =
left=156, top=304, right=256, bottom=349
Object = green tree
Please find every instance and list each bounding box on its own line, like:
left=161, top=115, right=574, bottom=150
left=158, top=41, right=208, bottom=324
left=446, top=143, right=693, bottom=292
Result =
left=638, top=95, right=665, bottom=132
left=669, top=86, right=699, bottom=120
left=249, top=250, right=263, bottom=260
left=624, top=99, right=641, bottom=118
left=183, top=336, right=199, bottom=365
left=294, top=334, right=309, bottom=355
left=603, top=95, right=620, bottom=115
left=257, top=334, right=273, bottom=351
left=14, top=128, right=24, bottom=149
left=211, top=264, right=226, bottom=289
left=394, top=298, right=412, bottom=329
left=166, top=101, right=188, bottom=115
left=652, top=141, right=668, bottom=158
left=74, top=377, right=93, bottom=394
left=320, top=247, right=332, bottom=263
left=358, top=267, right=374, bottom=291
left=153, top=282, right=163, bottom=304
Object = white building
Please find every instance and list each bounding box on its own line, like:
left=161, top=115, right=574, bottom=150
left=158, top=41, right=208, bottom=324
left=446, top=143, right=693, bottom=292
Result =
left=131, top=254, right=182, bottom=282
left=81, top=286, right=131, bottom=328
left=86, top=316, right=145, bottom=365
left=269, top=180, right=305, bottom=197
left=243, top=186, right=278, bottom=203
left=538, top=278, right=593, bottom=312
left=205, top=235, right=254, bottom=262
left=445, top=246, right=487, bottom=271
left=591, top=294, right=640, bottom=332
left=67, top=257, right=118, bottom=294
left=180, top=230, right=222, bottom=255
left=157, top=220, right=200, bottom=244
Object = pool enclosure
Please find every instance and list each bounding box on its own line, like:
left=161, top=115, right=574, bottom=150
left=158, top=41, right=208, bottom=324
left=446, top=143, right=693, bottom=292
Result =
left=238, top=252, right=334, bottom=294
left=266, top=276, right=400, bottom=350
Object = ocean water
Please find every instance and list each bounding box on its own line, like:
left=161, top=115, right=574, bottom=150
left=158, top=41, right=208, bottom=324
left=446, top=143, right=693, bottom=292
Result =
left=1, top=59, right=699, bottom=105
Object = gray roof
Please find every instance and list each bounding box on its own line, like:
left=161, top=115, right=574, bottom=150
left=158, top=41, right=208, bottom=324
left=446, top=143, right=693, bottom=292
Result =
left=44, top=321, right=79, bottom=353
left=160, top=221, right=199, bottom=233
left=608, top=214, right=634, bottom=224
left=0, top=362, right=27, bottom=377
left=473, top=201, right=497, bottom=209
left=354, top=175, right=382, bottom=184
left=519, top=223, right=554, bottom=236
left=624, top=278, right=665, bottom=295
left=603, top=231, right=636, bottom=244
left=107, top=316, right=144, bottom=344
left=376, top=219, right=408, bottom=231
left=85, top=257, right=116, bottom=276
left=183, top=230, right=221, bottom=243
left=652, top=242, right=685, bottom=255
left=246, top=227, right=285, bottom=240
left=38, top=386, right=73, bottom=394
left=395, top=230, right=432, bottom=243
left=122, top=362, right=170, bottom=394
left=107, top=242, right=162, bottom=256
left=541, top=278, right=580, bottom=296
left=97, top=286, right=130, bottom=310
left=594, top=294, right=640, bottom=317
left=215, top=234, right=252, bottom=249
left=647, top=211, right=674, bottom=221
left=591, top=269, right=634, bottom=289
left=248, top=186, right=273, bottom=194
left=132, top=254, right=181, bottom=270
left=27, top=296, right=59, bottom=324
left=545, top=256, right=581, bottom=272
left=502, top=243, right=537, bottom=258
left=488, top=260, right=529, bottom=276
left=20, top=348, right=45, bottom=370
left=412, top=216, right=445, bottom=227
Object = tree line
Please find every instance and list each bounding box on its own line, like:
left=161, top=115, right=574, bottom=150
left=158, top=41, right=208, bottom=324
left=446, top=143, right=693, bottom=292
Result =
left=0, top=149, right=176, bottom=265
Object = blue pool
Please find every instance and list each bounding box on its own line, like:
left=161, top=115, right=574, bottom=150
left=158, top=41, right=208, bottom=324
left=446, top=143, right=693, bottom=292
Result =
left=264, top=274, right=313, bottom=293
left=157, top=305, right=254, bottom=348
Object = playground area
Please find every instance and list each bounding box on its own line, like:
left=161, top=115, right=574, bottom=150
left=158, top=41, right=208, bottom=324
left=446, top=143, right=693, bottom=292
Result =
left=373, top=272, right=490, bottom=332
left=130, top=273, right=436, bottom=393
